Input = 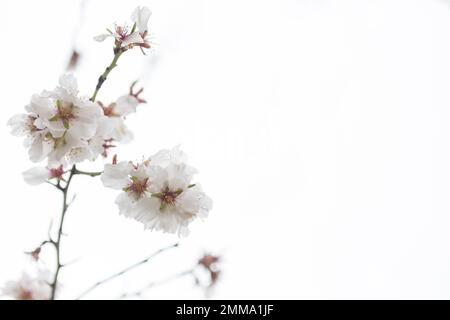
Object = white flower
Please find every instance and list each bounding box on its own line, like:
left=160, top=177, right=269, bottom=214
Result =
left=95, top=6, right=151, bottom=50
left=93, top=87, right=146, bottom=153
left=63, top=116, right=128, bottom=162
left=109, top=82, right=146, bottom=117
left=46, top=130, right=90, bottom=166
left=102, top=161, right=148, bottom=198
left=102, top=116, right=134, bottom=143
left=114, top=94, right=140, bottom=116
left=2, top=272, right=51, bottom=300
left=138, top=165, right=212, bottom=236
left=57, top=85, right=144, bottom=163
left=101, top=147, right=212, bottom=236
left=23, top=167, right=49, bottom=185
left=8, top=74, right=104, bottom=166
left=22, top=166, right=65, bottom=186
left=43, top=74, right=102, bottom=142
left=7, top=96, right=55, bottom=163
left=99, top=97, right=137, bottom=144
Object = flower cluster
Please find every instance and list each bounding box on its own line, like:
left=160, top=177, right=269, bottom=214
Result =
left=7, top=6, right=212, bottom=237
left=5, top=4, right=214, bottom=301
left=7, top=75, right=143, bottom=169
left=101, top=147, right=212, bottom=236
left=8, top=74, right=98, bottom=165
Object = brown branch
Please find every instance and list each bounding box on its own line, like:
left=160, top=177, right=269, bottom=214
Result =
left=49, top=165, right=77, bottom=300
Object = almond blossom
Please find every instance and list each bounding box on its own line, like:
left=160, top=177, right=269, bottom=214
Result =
left=7, top=74, right=104, bottom=166
left=94, top=25, right=144, bottom=48
left=101, top=147, right=212, bottom=236
left=88, top=85, right=146, bottom=158
left=7, top=76, right=145, bottom=165
left=94, top=6, right=151, bottom=51
left=6, top=5, right=215, bottom=299
left=98, top=92, right=142, bottom=143
left=7, top=96, right=55, bottom=162
left=42, top=74, right=103, bottom=145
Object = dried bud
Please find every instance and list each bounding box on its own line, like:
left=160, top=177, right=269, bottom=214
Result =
left=25, top=247, right=41, bottom=262
left=66, top=50, right=80, bottom=71
left=129, top=82, right=147, bottom=104
left=210, top=270, right=220, bottom=286
left=49, top=166, right=65, bottom=180
left=199, top=254, right=220, bottom=270
left=102, top=139, right=116, bottom=158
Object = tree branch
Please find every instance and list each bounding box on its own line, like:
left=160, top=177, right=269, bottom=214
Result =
left=119, top=267, right=195, bottom=299
left=90, top=46, right=125, bottom=102
left=75, top=243, right=179, bottom=300
left=49, top=165, right=77, bottom=300
left=46, top=32, right=133, bottom=300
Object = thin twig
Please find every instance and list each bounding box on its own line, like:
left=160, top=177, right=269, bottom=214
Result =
left=89, top=24, right=138, bottom=102
left=119, top=267, right=195, bottom=299
left=75, top=243, right=179, bottom=300
left=47, top=219, right=54, bottom=242
left=46, top=180, right=64, bottom=191
left=40, top=239, right=56, bottom=248
left=74, top=169, right=103, bottom=177
left=49, top=165, right=77, bottom=300
left=90, top=47, right=125, bottom=102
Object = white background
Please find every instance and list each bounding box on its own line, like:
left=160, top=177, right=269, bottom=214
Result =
left=2, top=0, right=450, bottom=299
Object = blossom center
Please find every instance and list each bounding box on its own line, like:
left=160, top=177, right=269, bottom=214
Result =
left=124, top=177, right=149, bottom=198
left=57, top=100, right=75, bottom=121
left=49, top=100, right=76, bottom=129
left=115, top=25, right=130, bottom=41
left=154, top=187, right=183, bottom=208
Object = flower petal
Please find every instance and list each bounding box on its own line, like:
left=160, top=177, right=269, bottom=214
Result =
left=121, top=32, right=144, bottom=47
left=114, top=95, right=139, bottom=116
left=58, top=74, right=78, bottom=95
left=178, top=185, right=213, bottom=219
left=101, top=162, right=133, bottom=190
left=28, top=135, right=53, bottom=163
left=94, top=33, right=112, bottom=42
left=7, top=114, right=29, bottom=136
left=132, top=6, right=151, bottom=33
left=115, top=192, right=136, bottom=216
left=22, top=167, right=50, bottom=185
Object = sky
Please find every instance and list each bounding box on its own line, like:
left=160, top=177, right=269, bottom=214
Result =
left=2, top=0, right=450, bottom=299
